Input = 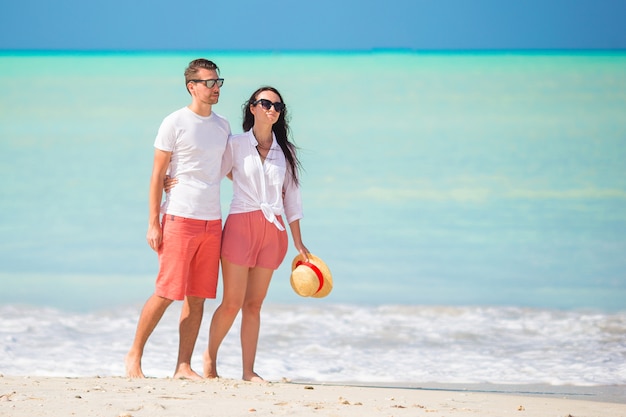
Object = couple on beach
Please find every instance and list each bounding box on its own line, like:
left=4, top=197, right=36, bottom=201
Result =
left=125, top=58, right=310, bottom=382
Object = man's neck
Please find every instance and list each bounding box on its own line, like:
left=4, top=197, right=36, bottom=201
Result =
left=188, top=102, right=212, bottom=117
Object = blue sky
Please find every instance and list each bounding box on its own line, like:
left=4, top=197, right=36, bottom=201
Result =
left=1, top=0, right=625, bottom=51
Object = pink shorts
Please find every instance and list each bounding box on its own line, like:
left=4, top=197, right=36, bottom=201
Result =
left=221, top=210, right=288, bottom=270
left=155, top=214, right=222, bottom=300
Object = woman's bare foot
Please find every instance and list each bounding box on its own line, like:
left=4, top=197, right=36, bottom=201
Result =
left=203, top=349, right=219, bottom=379
left=125, top=353, right=145, bottom=379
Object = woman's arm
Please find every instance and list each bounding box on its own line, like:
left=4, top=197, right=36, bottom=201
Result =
left=288, top=219, right=309, bottom=262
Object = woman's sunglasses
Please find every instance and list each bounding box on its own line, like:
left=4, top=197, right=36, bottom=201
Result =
left=253, top=99, right=285, bottom=112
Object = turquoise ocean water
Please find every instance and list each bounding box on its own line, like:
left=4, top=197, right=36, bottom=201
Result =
left=0, top=52, right=625, bottom=384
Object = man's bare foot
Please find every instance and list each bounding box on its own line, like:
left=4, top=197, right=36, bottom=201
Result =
left=203, top=349, right=219, bottom=378
left=173, top=364, right=203, bottom=381
left=243, top=372, right=266, bottom=383
left=125, top=353, right=145, bottom=379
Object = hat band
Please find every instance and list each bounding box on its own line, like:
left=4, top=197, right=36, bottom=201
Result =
left=295, top=260, right=324, bottom=293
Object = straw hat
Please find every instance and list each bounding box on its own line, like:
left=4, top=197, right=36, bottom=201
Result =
left=290, top=253, right=333, bottom=298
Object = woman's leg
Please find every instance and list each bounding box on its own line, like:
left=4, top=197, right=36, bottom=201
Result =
left=240, top=266, right=274, bottom=381
left=203, top=258, right=249, bottom=378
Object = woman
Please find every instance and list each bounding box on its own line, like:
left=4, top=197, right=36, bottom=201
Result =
left=208, top=86, right=309, bottom=382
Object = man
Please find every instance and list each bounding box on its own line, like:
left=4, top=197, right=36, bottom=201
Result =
left=125, top=59, right=231, bottom=379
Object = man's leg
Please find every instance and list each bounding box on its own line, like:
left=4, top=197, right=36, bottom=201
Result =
left=125, top=294, right=173, bottom=378
left=174, top=295, right=205, bottom=379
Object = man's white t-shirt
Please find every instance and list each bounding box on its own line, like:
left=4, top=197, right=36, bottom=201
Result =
left=154, top=106, right=231, bottom=220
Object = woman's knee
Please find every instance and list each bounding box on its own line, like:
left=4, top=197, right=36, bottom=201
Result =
left=219, top=299, right=243, bottom=317
left=242, top=299, right=263, bottom=315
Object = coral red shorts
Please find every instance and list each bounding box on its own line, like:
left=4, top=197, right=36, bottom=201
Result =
left=155, top=214, right=222, bottom=300
left=221, top=210, right=288, bottom=270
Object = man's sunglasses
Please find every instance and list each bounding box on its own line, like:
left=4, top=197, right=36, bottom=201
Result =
left=253, top=99, right=285, bottom=112
left=190, top=78, right=224, bottom=88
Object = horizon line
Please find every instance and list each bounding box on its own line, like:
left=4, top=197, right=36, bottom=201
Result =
left=1, top=47, right=626, bottom=56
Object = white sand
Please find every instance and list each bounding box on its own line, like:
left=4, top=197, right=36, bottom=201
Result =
left=1, top=376, right=624, bottom=417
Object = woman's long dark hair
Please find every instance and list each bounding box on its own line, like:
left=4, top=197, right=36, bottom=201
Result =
left=243, top=86, right=301, bottom=186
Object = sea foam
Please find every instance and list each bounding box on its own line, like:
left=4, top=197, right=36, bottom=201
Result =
left=1, top=303, right=624, bottom=386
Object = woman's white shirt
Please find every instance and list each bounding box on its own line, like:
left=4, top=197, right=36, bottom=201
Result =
left=221, top=130, right=303, bottom=230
